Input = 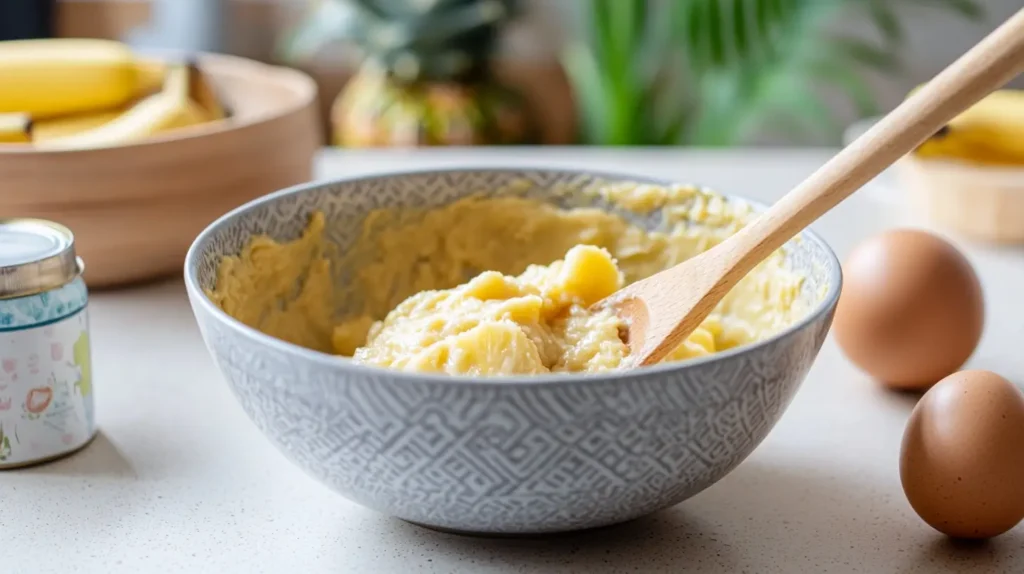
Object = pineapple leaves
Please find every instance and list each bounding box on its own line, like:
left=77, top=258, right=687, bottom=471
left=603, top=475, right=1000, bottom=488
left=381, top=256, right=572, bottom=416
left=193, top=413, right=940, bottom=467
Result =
left=275, top=0, right=363, bottom=63
left=278, top=0, right=516, bottom=83
left=400, top=2, right=512, bottom=52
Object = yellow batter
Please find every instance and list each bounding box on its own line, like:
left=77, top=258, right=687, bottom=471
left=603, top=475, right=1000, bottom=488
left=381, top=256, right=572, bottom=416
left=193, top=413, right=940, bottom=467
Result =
left=207, top=182, right=809, bottom=376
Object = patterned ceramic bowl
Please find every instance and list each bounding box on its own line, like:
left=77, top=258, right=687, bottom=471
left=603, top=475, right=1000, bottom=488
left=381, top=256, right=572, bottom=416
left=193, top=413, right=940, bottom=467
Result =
left=184, top=169, right=841, bottom=535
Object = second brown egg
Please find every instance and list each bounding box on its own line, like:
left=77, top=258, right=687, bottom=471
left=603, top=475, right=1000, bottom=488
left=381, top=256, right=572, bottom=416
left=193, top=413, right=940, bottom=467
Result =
left=833, top=229, right=984, bottom=390
left=900, top=370, right=1024, bottom=539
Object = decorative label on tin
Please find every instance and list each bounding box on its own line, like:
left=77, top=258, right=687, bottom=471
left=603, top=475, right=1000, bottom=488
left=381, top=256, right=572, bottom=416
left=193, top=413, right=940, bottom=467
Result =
left=0, top=278, right=94, bottom=467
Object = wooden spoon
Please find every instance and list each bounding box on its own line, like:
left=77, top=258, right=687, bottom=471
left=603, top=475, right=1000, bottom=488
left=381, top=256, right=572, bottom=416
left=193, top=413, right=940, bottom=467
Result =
left=598, top=8, right=1024, bottom=369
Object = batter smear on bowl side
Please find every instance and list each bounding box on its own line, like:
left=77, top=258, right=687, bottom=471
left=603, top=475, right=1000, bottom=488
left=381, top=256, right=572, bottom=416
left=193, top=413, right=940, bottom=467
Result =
left=208, top=183, right=814, bottom=375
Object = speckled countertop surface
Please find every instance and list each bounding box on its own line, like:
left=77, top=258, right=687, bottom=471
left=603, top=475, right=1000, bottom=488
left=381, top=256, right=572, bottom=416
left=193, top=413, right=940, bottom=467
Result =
left=3, top=149, right=1022, bottom=573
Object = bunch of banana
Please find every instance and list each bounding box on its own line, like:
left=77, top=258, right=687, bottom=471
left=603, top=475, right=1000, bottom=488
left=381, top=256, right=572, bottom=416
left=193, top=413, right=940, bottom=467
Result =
left=913, top=89, right=1024, bottom=166
left=0, top=38, right=229, bottom=150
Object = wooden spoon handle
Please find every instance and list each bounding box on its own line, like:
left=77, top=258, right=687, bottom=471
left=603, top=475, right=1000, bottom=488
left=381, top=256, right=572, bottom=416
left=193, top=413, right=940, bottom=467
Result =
left=722, top=8, right=1024, bottom=275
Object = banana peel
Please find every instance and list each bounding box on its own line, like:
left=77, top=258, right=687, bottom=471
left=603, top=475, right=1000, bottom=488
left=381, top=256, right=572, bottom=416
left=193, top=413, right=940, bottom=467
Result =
left=32, top=109, right=125, bottom=142
left=167, top=98, right=213, bottom=131
left=31, top=98, right=208, bottom=143
left=0, top=113, right=32, bottom=143
left=187, top=61, right=230, bottom=121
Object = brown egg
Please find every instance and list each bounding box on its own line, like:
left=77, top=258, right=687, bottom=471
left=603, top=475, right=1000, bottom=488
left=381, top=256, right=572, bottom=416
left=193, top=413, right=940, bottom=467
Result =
left=833, top=229, right=984, bottom=390
left=900, top=370, right=1024, bottom=539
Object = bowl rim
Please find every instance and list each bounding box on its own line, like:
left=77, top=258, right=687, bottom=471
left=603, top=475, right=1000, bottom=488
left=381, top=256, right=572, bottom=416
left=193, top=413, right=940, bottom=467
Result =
left=184, top=166, right=843, bottom=386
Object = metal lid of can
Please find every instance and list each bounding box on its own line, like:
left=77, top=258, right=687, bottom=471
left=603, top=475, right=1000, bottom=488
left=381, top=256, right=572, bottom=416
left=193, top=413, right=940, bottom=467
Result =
left=0, top=218, right=83, bottom=299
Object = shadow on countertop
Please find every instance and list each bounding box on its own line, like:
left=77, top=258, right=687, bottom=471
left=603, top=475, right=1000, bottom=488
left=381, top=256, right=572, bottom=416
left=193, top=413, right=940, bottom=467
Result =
left=11, top=430, right=136, bottom=479
left=388, top=505, right=737, bottom=573
left=369, top=459, right=1022, bottom=573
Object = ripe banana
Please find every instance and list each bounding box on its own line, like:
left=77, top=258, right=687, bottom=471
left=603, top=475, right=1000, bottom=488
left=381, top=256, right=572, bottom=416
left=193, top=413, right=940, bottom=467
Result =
left=914, top=89, right=1024, bottom=166
left=35, top=64, right=192, bottom=151
left=0, top=39, right=150, bottom=119
left=0, top=113, right=31, bottom=144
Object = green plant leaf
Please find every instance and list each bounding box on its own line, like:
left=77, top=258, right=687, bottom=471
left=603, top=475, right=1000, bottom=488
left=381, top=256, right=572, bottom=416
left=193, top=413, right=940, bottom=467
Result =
left=868, top=0, right=903, bottom=46
left=730, top=0, right=749, bottom=61
left=910, top=0, right=984, bottom=20
left=752, top=0, right=779, bottom=60
left=591, top=0, right=615, bottom=65
left=833, top=37, right=902, bottom=73
left=690, top=70, right=750, bottom=145
left=765, top=77, right=842, bottom=143
left=609, top=0, right=644, bottom=55
left=641, top=1, right=679, bottom=85
left=707, top=0, right=727, bottom=66
left=657, top=109, right=691, bottom=146
left=584, top=0, right=643, bottom=144
left=561, top=41, right=610, bottom=144
left=683, top=0, right=711, bottom=72
left=566, top=0, right=978, bottom=146
left=807, top=58, right=879, bottom=117
left=767, top=0, right=791, bottom=32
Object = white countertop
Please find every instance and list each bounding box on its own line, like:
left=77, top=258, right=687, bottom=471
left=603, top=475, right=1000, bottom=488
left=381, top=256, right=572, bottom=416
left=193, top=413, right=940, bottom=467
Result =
left=4, top=148, right=1022, bottom=573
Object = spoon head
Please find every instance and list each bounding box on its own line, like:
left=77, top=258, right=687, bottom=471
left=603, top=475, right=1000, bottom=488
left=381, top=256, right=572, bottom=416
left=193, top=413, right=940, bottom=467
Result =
left=592, top=292, right=650, bottom=369
left=592, top=255, right=727, bottom=369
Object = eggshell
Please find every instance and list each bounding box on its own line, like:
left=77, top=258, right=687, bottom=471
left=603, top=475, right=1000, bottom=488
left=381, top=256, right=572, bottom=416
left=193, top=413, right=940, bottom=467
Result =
left=833, top=229, right=984, bottom=390
left=900, top=370, right=1024, bottom=539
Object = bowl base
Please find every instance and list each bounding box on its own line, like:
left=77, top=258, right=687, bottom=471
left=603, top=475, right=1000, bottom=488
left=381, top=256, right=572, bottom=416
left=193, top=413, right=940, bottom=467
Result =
left=400, top=515, right=645, bottom=539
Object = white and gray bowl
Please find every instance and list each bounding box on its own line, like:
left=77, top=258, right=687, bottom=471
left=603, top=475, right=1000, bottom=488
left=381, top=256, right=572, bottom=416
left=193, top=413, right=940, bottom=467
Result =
left=184, top=168, right=841, bottom=535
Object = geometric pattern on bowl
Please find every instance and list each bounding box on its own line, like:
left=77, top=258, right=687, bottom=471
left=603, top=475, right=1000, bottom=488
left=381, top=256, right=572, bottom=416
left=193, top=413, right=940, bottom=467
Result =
left=185, top=169, right=841, bottom=534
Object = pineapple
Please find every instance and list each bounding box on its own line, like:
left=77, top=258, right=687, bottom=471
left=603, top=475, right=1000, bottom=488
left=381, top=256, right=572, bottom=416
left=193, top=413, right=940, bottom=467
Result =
left=328, top=0, right=537, bottom=147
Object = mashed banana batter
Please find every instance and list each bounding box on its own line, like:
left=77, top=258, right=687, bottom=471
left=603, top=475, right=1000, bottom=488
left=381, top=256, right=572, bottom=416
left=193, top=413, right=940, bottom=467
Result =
left=208, top=182, right=808, bottom=376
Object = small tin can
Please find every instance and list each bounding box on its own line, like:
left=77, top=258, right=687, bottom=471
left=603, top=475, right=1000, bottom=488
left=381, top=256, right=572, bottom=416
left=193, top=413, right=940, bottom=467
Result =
left=0, top=218, right=95, bottom=468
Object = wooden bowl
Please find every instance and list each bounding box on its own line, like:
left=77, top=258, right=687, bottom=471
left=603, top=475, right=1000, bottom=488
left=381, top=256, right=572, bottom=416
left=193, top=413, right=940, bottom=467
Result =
left=895, top=156, right=1024, bottom=244
left=0, top=53, right=321, bottom=289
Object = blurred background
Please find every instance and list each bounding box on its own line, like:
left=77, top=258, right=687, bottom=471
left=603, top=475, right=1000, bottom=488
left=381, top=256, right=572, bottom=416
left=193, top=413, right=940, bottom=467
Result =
left=6, top=0, right=1023, bottom=148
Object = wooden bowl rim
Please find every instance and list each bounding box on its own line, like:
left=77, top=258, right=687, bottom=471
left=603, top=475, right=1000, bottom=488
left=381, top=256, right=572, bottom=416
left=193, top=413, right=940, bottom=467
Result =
left=0, top=52, right=318, bottom=156
left=900, top=155, right=1024, bottom=179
